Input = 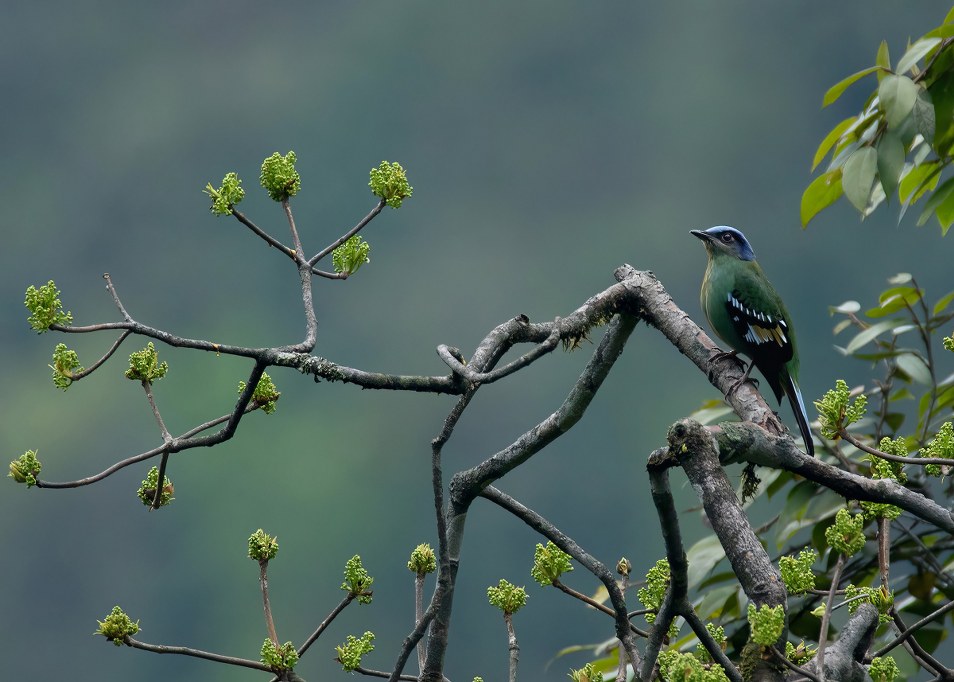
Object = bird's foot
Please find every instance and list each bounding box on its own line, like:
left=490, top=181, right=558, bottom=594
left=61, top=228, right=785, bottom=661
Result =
left=707, top=349, right=746, bottom=382
left=727, top=373, right=760, bottom=395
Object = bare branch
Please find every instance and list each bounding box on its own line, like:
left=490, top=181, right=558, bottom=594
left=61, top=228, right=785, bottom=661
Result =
left=354, top=666, right=417, bottom=681
left=124, top=636, right=270, bottom=671
left=231, top=208, right=297, bottom=259
left=480, top=485, right=645, bottom=671
left=710, top=423, right=954, bottom=533
left=259, top=559, right=280, bottom=647
left=645, top=448, right=742, bottom=682
left=68, top=330, right=132, bottom=381
left=34, top=407, right=255, bottom=489
left=309, top=199, right=386, bottom=267
left=839, top=428, right=954, bottom=467
left=871, top=600, right=954, bottom=659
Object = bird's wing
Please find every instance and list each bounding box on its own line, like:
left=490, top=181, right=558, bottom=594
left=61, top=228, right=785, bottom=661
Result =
left=722, top=289, right=793, bottom=361
left=721, top=275, right=794, bottom=402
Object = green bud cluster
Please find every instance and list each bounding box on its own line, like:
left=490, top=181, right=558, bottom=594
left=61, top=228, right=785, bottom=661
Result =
left=369, top=160, right=412, bottom=208
left=137, top=466, right=174, bottom=508
left=332, top=235, right=371, bottom=276
left=638, top=559, right=670, bottom=623
left=785, top=640, right=816, bottom=665
left=9, top=450, right=42, bottom=487
left=746, top=603, right=784, bottom=646
left=336, top=631, right=374, bottom=672
left=24, top=280, right=72, bottom=332
left=260, top=151, right=301, bottom=202
left=814, top=379, right=867, bottom=439
left=95, top=606, right=139, bottom=645
left=844, top=584, right=893, bottom=623
left=238, top=372, right=280, bottom=415
left=657, top=649, right=730, bottom=682
left=248, top=529, right=279, bottom=561
left=487, top=579, right=527, bottom=615
left=869, top=655, right=900, bottom=682
left=341, top=555, right=374, bottom=604
left=204, top=172, right=245, bottom=215
left=921, top=422, right=954, bottom=477
left=407, top=543, right=437, bottom=575
left=568, top=662, right=605, bottom=682
left=861, top=445, right=905, bottom=519
left=50, top=343, right=83, bottom=390
left=530, top=541, right=573, bottom=586
left=125, top=343, right=168, bottom=382
left=779, top=549, right=817, bottom=595
left=260, top=639, right=298, bottom=671
left=695, top=623, right=727, bottom=664
left=825, top=508, right=866, bottom=556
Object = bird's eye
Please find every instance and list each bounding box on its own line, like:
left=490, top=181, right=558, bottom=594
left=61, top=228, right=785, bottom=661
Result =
left=720, top=233, right=734, bottom=243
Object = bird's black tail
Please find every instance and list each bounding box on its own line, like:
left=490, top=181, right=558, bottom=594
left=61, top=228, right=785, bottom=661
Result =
left=782, top=373, right=814, bottom=457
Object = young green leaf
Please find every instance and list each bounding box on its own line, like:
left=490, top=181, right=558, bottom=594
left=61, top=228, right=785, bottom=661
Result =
left=914, top=90, right=937, bottom=145
left=896, top=37, right=942, bottom=74
left=845, top=319, right=904, bottom=354
left=876, top=40, right=891, bottom=80
left=877, top=132, right=905, bottom=199
left=823, top=67, right=881, bottom=107
left=842, top=146, right=878, bottom=212
left=936, top=191, right=954, bottom=234
left=895, top=352, right=932, bottom=385
left=917, top=176, right=954, bottom=226
left=812, top=117, right=858, bottom=171
left=933, top=289, right=954, bottom=315
left=879, top=74, right=920, bottom=127
left=801, top=169, right=843, bottom=227
left=866, top=285, right=923, bottom=317
left=899, top=160, right=941, bottom=204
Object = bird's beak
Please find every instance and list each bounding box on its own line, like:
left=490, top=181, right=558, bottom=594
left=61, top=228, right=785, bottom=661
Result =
left=690, top=229, right=711, bottom=243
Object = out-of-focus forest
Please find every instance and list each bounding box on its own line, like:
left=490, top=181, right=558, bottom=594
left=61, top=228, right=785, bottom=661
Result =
left=2, top=3, right=951, bottom=681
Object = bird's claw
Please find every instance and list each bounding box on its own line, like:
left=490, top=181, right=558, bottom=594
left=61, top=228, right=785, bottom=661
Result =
left=707, top=349, right=747, bottom=383
left=727, top=373, right=759, bottom=396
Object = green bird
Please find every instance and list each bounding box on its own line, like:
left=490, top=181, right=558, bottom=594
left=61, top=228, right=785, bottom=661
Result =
left=691, top=225, right=814, bottom=457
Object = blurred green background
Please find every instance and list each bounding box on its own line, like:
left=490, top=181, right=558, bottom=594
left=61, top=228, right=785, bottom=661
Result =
left=2, top=3, right=951, bottom=681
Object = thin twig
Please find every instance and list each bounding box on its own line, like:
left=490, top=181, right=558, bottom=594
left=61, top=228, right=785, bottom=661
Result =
left=889, top=609, right=951, bottom=677
left=68, top=329, right=132, bottom=380
left=504, top=612, right=519, bottom=682
left=479, top=481, right=645, bottom=672
left=281, top=198, right=305, bottom=261
left=872, top=600, right=954, bottom=658
left=770, top=646, right=821, bottom=682
left=355, top=666, right=418, bottom=681
left=34, top=407, right=254, bottom=489
left=142, top=380, right=172, bottom=443
left=816, top=554, right=845, bottom=682
left=551, top=580, right=649, bottom=637
left=839, top=429, right=954, bottom=467
left=415, top=572, right=427, bottom=674
left=103, top=273, right=133, bottom=321
left=309, top=199, right=385, bottom=267
left=260, top=559, right=280, bottom=647
left=151, top=452, right=171, bottom=510
left=231, top=208, right=297, bottom=259
left=436, top=321, right=561, bottom=385
left=616, top=564, right=631, bottom=682
left=388, top=389, right=477, bottom=682
left=124, top=636, right=269, bottom=671
left=298, top=594, right=355, bottom=658
left=878, top=517, right=890, bottom=591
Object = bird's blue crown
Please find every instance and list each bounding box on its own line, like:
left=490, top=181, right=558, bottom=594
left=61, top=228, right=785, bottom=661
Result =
left=703, top=225, right=756, bottom=261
